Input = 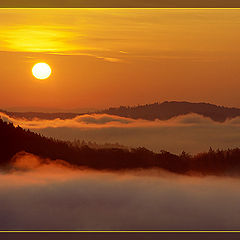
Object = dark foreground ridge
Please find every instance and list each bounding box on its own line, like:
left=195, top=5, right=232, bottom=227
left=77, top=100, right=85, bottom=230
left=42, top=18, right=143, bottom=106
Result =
left=1, top=118, right=240, bottom=176
left=2, top=101, right=240, bottom=122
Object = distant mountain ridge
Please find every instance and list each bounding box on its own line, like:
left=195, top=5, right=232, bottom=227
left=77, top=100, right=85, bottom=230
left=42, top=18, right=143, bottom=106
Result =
left=0, top=110, right=80, bottom=120
left=1, top=101, right=240, bottom=122
left=100, top=101, right=240, bottom=122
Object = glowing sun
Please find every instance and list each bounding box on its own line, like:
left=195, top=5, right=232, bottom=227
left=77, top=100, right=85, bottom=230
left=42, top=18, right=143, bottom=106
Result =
left=32, top=63, right=51, bottom=80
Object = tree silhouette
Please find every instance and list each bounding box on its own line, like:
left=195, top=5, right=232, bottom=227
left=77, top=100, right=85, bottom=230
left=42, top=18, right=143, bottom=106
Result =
left=1, top=118, right=240, bottom=176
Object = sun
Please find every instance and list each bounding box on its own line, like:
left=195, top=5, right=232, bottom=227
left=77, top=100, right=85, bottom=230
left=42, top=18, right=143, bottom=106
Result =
left=32, top=62, right=52, bottom=80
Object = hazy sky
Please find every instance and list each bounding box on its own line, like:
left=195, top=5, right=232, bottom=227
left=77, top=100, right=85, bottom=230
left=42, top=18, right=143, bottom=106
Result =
left=0, top=9, right=240, bottom=111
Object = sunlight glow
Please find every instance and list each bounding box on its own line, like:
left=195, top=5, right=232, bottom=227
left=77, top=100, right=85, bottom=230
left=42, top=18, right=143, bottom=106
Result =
left=32, top=63, right=52, bottom=80
left=0, top=26, right=78, bottom=52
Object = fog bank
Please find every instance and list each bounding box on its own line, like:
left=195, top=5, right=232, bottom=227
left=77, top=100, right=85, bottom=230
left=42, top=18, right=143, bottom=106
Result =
left=0, top=152, right=240, bottom=230
left=2, top=112, right=240, bottom=153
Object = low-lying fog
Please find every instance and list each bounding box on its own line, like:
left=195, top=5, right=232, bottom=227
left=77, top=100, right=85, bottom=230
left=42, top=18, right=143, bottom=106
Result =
left=0, top=152, right=240, bottom=230
left=1, top=112, right=240, bottom=154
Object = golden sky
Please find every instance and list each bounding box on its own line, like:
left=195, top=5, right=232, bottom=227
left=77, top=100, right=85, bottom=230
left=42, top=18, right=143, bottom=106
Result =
left=0, top=9, right=240, bottom=111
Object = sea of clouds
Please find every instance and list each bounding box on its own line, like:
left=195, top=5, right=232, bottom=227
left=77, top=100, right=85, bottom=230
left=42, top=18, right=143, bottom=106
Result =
left=1, top=112, right=240, bottom=154
left=0, top=152, right=240, bottom=230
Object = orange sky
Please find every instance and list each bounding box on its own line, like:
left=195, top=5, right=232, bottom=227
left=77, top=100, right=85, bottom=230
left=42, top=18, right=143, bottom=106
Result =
left=0, top=9, right=240, bottom=111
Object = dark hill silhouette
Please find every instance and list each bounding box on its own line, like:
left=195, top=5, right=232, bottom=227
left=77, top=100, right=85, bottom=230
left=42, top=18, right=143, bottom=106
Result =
left=0, top=110, right=80, bottom=120
left=100, top=101, right=240, bottom=122
left=1, top=118, right=240, bottom=176
left=2, top=101, right=240, bottom=122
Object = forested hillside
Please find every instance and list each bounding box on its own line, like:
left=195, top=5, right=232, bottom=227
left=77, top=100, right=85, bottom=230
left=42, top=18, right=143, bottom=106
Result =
left=1, top=118, right=240, bottom=176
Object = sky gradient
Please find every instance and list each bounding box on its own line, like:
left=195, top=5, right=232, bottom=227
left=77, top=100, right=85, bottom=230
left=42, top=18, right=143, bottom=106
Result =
left=0, top=9, right=240, bottom=111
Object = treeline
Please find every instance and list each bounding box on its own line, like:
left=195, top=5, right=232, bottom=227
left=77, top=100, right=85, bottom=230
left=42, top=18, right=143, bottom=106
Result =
left=71, top=139, right=127, bottom=150
left=100, top=101, right=240, bottom=122
left=1, top=118, right=240, bottom=175
left=2, top=101, right=240, bottom=122
left=0, top=109, right=80, bottom=120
